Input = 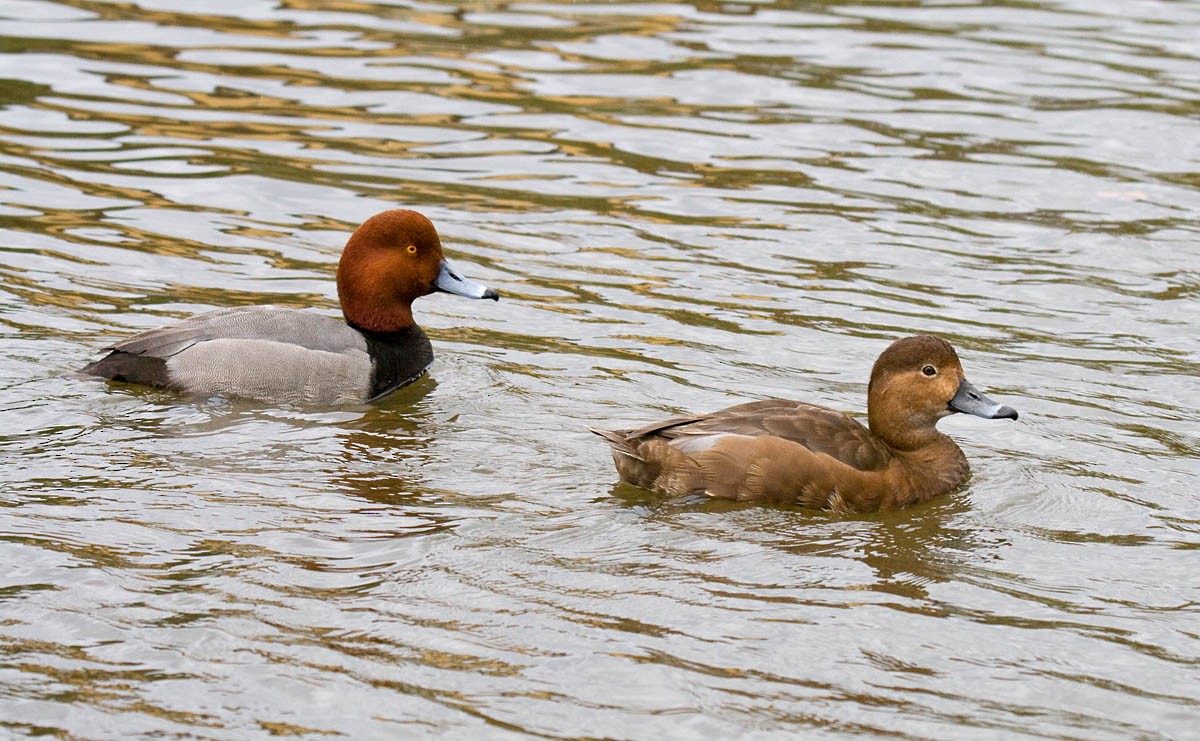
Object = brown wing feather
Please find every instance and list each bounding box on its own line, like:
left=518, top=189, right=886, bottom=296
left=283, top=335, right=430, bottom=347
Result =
left=691, top=435, right=889, bottom=512
left=653, top=399, right=892, bottom=471
left=590, top=398, right=895, bottom=510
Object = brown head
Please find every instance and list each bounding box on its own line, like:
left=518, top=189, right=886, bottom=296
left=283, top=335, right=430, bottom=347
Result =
left=336, top=210, right=498, bottom=332
left=867, top=335, right=1017, bottom=451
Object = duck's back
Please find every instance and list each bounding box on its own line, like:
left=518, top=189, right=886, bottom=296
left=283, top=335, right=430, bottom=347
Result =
left=81, top=306, right=397, bottom=404
left=621, top=399, right=892, bottom=471
left=107, top=306, right=369, bottom=356
left=592, top=398, right=901, bottom=507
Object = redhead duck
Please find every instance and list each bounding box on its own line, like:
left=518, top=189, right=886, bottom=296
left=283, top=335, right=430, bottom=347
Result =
left=79, top=209, right=499, bottom=405
left=591, top=335, right=1017, bottom=513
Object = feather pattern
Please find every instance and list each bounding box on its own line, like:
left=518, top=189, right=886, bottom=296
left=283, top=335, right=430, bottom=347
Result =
left=591, top=335, right=1017, bottom=513
left=82, top=307, right=378, bottom=404
left=104, top=306, right=369, bottom=358
left=77, top=209, right=499, bottom=404
left=631, top=399, right=892, bottom=471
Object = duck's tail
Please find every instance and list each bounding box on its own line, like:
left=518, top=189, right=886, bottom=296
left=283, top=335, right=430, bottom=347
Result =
left=587, top=426, right=645, bottom=462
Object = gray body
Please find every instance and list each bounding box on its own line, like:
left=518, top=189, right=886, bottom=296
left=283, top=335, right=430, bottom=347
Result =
left=81, top=306, right=427, bottom=405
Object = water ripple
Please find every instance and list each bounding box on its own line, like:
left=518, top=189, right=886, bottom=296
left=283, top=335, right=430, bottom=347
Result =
left=1, top=0, right=1198, bottom=737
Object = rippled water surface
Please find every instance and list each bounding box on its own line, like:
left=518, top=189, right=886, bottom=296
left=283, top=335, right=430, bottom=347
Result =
left=2, top=0, right=1199, bottom=737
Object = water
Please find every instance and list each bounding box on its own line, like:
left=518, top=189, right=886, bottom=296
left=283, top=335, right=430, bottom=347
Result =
left=2, top=0, right=1198, bottom=737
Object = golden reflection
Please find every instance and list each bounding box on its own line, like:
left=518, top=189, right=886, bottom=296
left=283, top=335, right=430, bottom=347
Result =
left=258, top=720, right=339, bottom=736
left=71, top=0, right=318, bottom=41
left=607, top=479, right=985, bottom=602
left=55, top=0, right=775, bottom=217
left=3, top=1, right=1198, bottom=737
left=0, top=638, right=222, bottom=726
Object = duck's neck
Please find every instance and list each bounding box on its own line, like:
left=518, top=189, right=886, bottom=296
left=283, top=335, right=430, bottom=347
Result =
left=342, top=303, right=414, bottom=333
left=868, top=411, right=942, bottom=452
left=890, top=436, right=970, bottom=506
left=353, top=323, right=434, bottom=399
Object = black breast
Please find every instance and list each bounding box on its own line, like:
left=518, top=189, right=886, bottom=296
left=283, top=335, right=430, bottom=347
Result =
left=359, top=325, right=434, bottom=400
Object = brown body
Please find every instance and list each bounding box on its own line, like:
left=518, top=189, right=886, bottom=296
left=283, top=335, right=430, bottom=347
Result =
left=592, top=336, right=1017, bottom=514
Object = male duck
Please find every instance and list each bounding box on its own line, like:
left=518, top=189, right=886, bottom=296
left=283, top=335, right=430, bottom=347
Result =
left=591, top=335, right=1017, bottom=513
left=80, top=209, right=499, bottom=405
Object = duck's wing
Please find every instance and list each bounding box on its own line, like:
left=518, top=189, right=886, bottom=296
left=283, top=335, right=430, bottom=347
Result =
left=79, top=306, right=371, bottom=394
left=589, top=424, right=880, bottom=510
left=629, top=399, right=892, bottom=472
left=102, top=306, right=366, bottom=358
left=672, top=433, right=895, bottom=512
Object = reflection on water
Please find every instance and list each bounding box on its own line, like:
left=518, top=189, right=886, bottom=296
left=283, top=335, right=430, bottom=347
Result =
left=2, top=0, right=1198, bottom=737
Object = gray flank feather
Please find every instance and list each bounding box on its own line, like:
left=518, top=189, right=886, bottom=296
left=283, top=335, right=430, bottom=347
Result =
left=108, top=306, right=368, bottom=358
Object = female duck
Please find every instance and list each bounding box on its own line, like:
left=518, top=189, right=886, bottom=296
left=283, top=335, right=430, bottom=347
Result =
left=80, top=209, right=499, bottom=405
left=591, top=335, right=1017, bottom=513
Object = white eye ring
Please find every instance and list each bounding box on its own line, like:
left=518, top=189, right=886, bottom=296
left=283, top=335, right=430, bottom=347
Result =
left=922, top=365, right=937, bottom=377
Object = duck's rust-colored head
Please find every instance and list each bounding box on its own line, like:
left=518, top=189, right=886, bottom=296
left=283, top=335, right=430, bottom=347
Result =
left=336, top=209, right=498, bottom=332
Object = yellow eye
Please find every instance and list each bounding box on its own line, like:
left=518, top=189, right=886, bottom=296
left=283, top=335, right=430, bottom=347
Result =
left=406, top=244, right=417, bottom=255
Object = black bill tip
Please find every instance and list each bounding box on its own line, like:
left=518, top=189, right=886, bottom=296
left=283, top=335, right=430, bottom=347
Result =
left=433, top=259, right=499, bottom=301
left=949, top=378, right=1019, bottom=421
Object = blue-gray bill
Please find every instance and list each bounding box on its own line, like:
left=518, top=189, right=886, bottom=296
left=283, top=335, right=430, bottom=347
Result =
left=949, top=378, right=1018, bottom=420
left=433, top=259, right=500, bottom=300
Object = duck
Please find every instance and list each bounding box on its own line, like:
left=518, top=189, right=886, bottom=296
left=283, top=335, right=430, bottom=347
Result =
left=590, top=335, right=1017, bottom=513
left=79, top=209, right=499, bottom=405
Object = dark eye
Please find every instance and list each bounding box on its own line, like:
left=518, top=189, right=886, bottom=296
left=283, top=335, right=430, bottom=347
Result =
left=922, top=365, right=937, bottom=377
